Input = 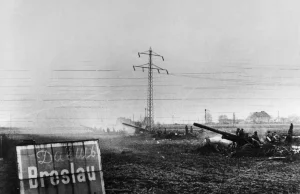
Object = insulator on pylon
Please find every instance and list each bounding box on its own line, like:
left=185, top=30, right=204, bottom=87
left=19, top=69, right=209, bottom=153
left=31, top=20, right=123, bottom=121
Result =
left=138, top=53, right=140, bottom=57
left=162, top=56, right=164, bottom=61
left=133, top=66, right=135, bottom=71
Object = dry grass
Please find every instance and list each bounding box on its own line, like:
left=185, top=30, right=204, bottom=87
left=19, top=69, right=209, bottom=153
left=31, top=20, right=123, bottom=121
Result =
left=1, top=127, right=300, bottom=194
left=101, top=135, right=300, bottom=194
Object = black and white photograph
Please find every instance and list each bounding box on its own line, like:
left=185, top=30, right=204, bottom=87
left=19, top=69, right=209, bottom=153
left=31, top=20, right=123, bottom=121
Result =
left=1, top=0, right=300, bottom=193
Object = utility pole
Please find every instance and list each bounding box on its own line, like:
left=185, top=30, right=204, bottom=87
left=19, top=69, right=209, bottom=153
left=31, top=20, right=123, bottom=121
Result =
left=133, top=47, right=168, bottom=131
left=233, top=112, right=235, bottom=127
left=205, top=109, right=207, bottom=124
left=144, top=108, right=147, bottom=124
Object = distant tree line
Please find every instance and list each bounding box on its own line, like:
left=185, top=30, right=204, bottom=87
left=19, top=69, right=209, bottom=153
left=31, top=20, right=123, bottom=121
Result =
left=218, top=111, right=300, bottom=124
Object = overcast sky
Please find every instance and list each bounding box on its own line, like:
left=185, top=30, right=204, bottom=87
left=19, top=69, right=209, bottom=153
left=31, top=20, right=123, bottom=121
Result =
left=1, top=0, right=300, bottom=128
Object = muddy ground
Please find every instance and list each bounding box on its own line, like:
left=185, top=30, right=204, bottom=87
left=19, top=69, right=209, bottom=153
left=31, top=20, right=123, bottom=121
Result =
left=1, top=131, right=300, bottom=194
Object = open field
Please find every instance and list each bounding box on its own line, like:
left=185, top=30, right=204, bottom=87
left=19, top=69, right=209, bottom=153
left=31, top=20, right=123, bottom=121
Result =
left=1, top=124, right=300, bottom=194
left=102, top=136, right=300, bottom=193
left=157, top=123, right=300, bottom=138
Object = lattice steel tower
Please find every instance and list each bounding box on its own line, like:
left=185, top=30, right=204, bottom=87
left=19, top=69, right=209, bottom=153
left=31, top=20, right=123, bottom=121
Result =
left=133, top=47, right=168, bottom=131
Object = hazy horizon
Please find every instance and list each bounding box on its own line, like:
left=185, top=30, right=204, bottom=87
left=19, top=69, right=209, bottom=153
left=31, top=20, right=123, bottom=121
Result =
left=1, top=0, right=300, bottom=129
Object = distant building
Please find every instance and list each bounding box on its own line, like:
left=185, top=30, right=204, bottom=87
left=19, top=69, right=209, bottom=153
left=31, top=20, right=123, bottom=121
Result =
left=247, top=111, right=271, bottom=123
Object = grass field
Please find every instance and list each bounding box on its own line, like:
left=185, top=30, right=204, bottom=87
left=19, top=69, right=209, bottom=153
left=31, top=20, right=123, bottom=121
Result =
left=1, top=124, right=300, bottom=193
left=158, top=123, right=299, bottom=137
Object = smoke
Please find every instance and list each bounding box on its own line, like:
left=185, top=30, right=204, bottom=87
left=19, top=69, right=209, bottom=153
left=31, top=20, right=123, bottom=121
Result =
left=115, top=123, right=135, bottom=134
left=202, top=135, right=232, bottom=147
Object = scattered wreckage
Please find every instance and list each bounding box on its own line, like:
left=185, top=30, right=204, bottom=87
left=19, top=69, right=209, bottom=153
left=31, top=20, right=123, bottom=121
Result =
left=193, top=123, right=300, bottom=159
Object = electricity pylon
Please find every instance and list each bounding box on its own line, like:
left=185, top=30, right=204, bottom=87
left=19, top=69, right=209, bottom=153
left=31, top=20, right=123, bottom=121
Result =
left=133, top=47, right=168, bottom=131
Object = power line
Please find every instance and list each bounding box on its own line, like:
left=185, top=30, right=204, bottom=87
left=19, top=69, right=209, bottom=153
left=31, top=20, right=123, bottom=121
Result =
left=48, top=85, right=179, bottom=88
left=0, top=78, right=31, bottom=80
left=43, top=98, right=177, bottom=102
left=0, top=99, right=35, bottom=101
left=0, top=69, right=29, bottom=71
left=53, top=69, right=118, bottom=72
left=133, top=47, right=169, bottom=130
left=54, top=106, right=106, bottom=108
left=0, top=86, right=31, bottom=87
left=46, top=118, right=102, bottom=120
left=2, top=93, right=30, bottom=96
left=51, top=77, right=149, bottom=80
left=42, top=97, right=300, bottom=102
